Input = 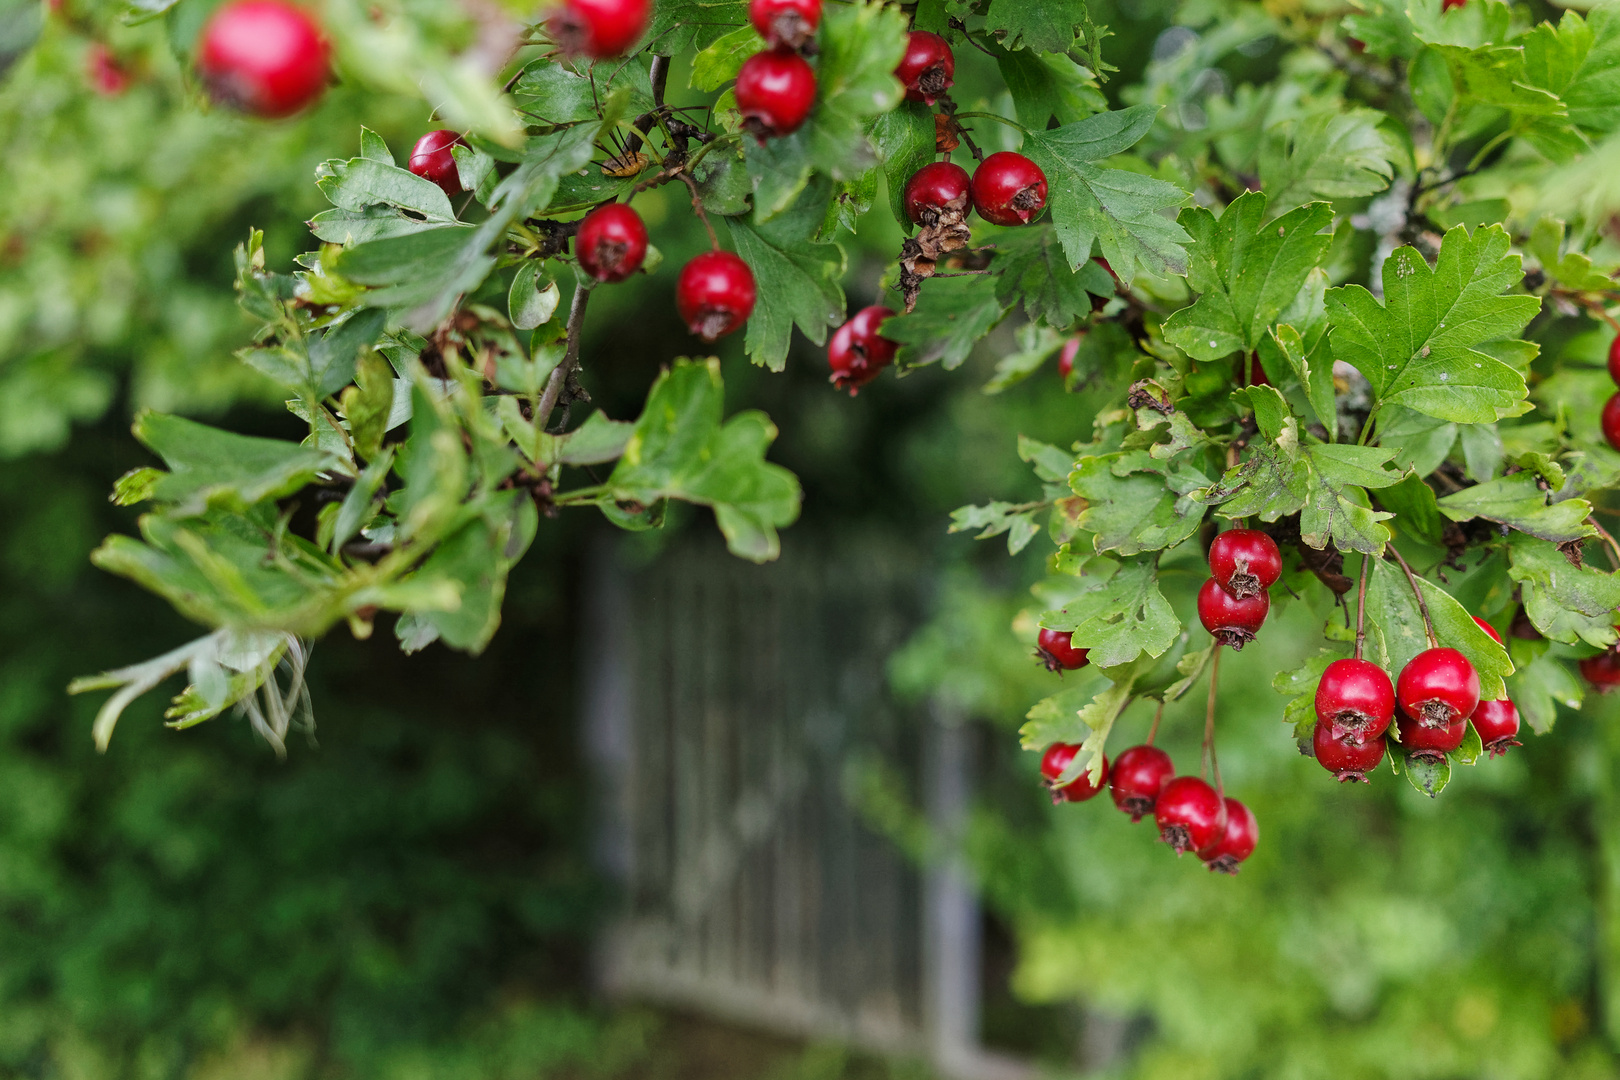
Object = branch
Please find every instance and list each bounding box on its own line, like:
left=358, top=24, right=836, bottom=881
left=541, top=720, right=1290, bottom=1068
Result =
left=1384, top=545, right=1436, bottom=647
left=1203, top=643, right=1223, bottom=793
left=1355, top=553, right=1369, bottom=661
left=536, top=282, right=593, bottom=430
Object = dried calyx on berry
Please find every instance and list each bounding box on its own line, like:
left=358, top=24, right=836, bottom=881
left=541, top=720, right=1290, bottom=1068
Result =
left=1312, top=719, right=1386, bottom=782
left=549, top=0, right=650, bottom=59
left=1155, top=776, right=1223, bottom=855
left=1395, top=647, right=1480, bottom=729
left=1109, top=744, right=1173, bottom=822
left=827, top=306, right=897, bottom=394
left=1208, top=528, right=1281, bottom=601
left=1314, top=658, right=1395, bottom=744
left=1036, top=627, right=1089, bottom=672
left=1199, top=797, right=1258, bottom=875
left=1197, top=577, right=1270, bottom=649
left=897, top=162, right=972, bottom=312
left=575, top=203, right=648, bottom=283
left=748, top=0, right=820, bottom=50
left=676, top=251, right=756, bottom=341
left=895, top=30, right=954, bottom=105
left=735, top=48, right=817, bottom=140
left=1395, top=709, right=1468, bottom=762
left=1471, top=698, right=1522, bottom=757
left=971, top=152, right=1047, bottom=227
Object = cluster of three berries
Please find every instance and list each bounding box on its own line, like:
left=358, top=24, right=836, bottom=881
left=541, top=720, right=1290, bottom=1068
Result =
left=1197, top=529, right=1280, bottom=649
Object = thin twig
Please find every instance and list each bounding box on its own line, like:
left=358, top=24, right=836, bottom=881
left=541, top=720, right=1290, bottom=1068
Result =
left=1354, top=553, right=1369, bottom=661
left=1203, top=644, right=1223, bottom=793
left=536, top=283, right=593, bottom=430
left=676, top=171, right=719, bottom=249
left=1588, top=516, right=1620, bottom=569
left=1384, top=545, right=1436, bottom=647
left=1146, top=699, right=1165, bottom=746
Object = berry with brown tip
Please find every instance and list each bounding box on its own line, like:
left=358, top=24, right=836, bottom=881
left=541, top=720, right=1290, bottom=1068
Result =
left=1109, top=744, right=1174, bottom=822
left=1040, top=743, right=1108, bottom=803
left=1395, top=647, right=1480, bottom=729
left=676, top=251, right=756, bottom=341
left=1471, top=698, right=1522, bottom=757
left=1395, top=708, right=1468, bottom=761
left=549, top=0, right=649, bottom=58
left=903, top=161, right=971, bottom=226
left=1036, top=627, right=1089, bottom=672
left=1314, top=658, right=1396, bottom=743
left=1199, top=797, right=1258, bottom=874
left=1207, top=528, right=1282, bottom=600
left=748, top=0, right=820, bottom=49
left=1312, top=721, right=1386, bottom=782
left=895, top=30, right=954, bottom=105
left=827, top=305, right=897, bottom=394
left=1196, top=578, right=1270, bottom=649
left=1154, top=776, right=1223, bottom=855
left=197, top=0, right=329, bottom=118
left=576, top=203, right=649, bottom=283
left=971, top=152, right=1047, bottom=227
left=735, top=48, right=816, bottom=139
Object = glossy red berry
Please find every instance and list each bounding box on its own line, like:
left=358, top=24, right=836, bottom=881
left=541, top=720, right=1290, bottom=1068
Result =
left=1109, top=744, right=1174, bottom=822
left=1197, top=578, right=1269, bottom=649
left=1036, top=627, right=1089, bottom=672
left=1155, top=776, right=1223, bottom=855
left=1602, top=394, right=1620, bottom=453
left=549, top=0, right=649, bottom=58
left=196, top=0, right=329, bottom=118
left=1608, top=335, right=1620, bottom=385
left=895, top=30, right=954, bottom=104
left=1057, top=335, right=1082, bottom=382
left=576, top=203, right=648, bottom=283
left=1441, top=0, right=1466, bottom=10
left=971, top=152, right=1048, bottom=227
left=1312, top=720, right=1386, bottom=782
left=902, top=161, right=971, bottom=226
left=1472, top=614, right=1504, bottom=645
left=676, top=251, right=756, bottom=342
left=1395, top=708, right=1468, bottom=761
left=1040, top=743, right=1108, bottom=803
left=1396, top=647, right=1480, bottom=729
left=86, top=44, right=130, bottom=96
left=735, top=49, right=816, bottom=140
left=1199, top=797, right=1257, bottom=874
left=1471, top=698, right=1521, bottom=757
left=1207, top=528, right=1282, bottom=600
left=408, top=131, right=466, bottom=199
left=1314, top=658, right=1396, bottom=743
left=1581, top=649, right=1620, bottom=691
left=827, top=305, right=897, bottom=394
left=749, top=0, right=820, bottom=49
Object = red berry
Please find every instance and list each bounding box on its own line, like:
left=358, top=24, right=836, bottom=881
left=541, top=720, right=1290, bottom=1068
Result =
left=1471, top=698, right=1521, bottom=757
left=1581, top=650, right=1620, bottom=691
left=1199, top=797, right=1257, bottom=874
left=408, top=130, right=466, bottom=199
left=1603, top=394, right=1620, bottom=453
left=1608, top=335, right=1620, bottom=385
left=1472, top=614, right=1504, bottom=645
left=1108, top=744, right=1174, bottom=822
left=676, top=251, right=756, bottom=341
left=827, top=305, right=897, bottom=394
left=549, top=0, right=649, bottom=58
left=1312, top=720, right=1386, bottom=782
left=196, top=0, right=329, bottom=118
left=1196, top=578, right=1269, bottom=649
left=1036, top=627, right=1089, bottom=672
left=1154, top=776, right=1223, bottom=855
left=1395, top=647, right=1480, bottom=729
left=1057, top=335, right=1081, bottom=382
left=735, top=48, right=816, bottom=140
left=1040, top=743, right=1109, bottom=803
left=1314, top=657, right=1396, bottom=743
left=1395, top=708, right=1467, bottom=761
left=1441, top=0, right=1465, bottom=10
left=749, top=0, right=820, bottom=49
left=971, top=152, right=1047, bottom=227
left=1239, top=351, right=1271, bottom=387
left=902, top=161, right=971, bottom=226
left=895, top=30, right=954, bottom=105
left=1207, top=528, right=1282, bottom=600
left=1348, top=37, right=1366, bottom=54
left=576, top=203, right=648, bottom=283
left=86, top=44, right=130, bottom=96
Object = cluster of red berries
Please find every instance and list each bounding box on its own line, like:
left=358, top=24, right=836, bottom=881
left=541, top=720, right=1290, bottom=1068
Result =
left=1039, top=742, right=1258, bottom=874
left=1599, top=335, right=1620, bottom=454
left=1312, top=616, right=1520, bottom=782
left=736, top=0, right=820, bottom=138
left=1196, top=529, right=1280, bottom=649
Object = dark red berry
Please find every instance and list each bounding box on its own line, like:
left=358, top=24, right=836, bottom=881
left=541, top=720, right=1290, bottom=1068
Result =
left=197, top=0, right=329, bottom=118
left=1395, top=708, right=1467, bottom=761
left=1154, top=776, right=1223, bottom=855
left=1609, top=335, right=1620, bottom=385
left=1036, top=627, right=1089, bottom=672
left=735, top=48, right=816, bottom=140
left=1312, top=720, right=1385, bottom=782
left=1581, top=649, right=1620, bottom=691
left=1238, top=350, right=1271, bottom=387
left=676, top=251, right=756, bottom=341
left=1472, top=614, right=1504, bottom=645
left=1441, top=0, right=1465, bottom=10
left=827, top=305, right=897, bottom=394
left=1207, top=528, right=1282, bottom=600
left=748, top=0, right=820, bottom=49
left=408, top=130, right=466, bottom=198
left=1199, top=797, right=1257, bottom=874
left=1471, top=698, right=1521, bottom=757
left=87, top=44, right=131, bottom=96
left=1396, top=647, right=1480, bottom=729
left=1109, top=744, right=1173, bottom=822
left=1348, top=37, right=1366, bottom=54
left=895, top=30, right=954, bottom=105
left=1603, top=394, right=1620, bottom=453
left=1057, top=335, right=1081, bottom=382
left=549, top=0, right=649, bottom=58
left=1039, top=743, right=1108, bottom=803
left=902, top=161, right=971, bottom=226
left=971, top=151, right=1047, bottom=227
left=576, top=203, right=648, bottom=283
left=1197, top=578, right=1269, bottom=649
left=1314, top=657, right=1396, bottom=743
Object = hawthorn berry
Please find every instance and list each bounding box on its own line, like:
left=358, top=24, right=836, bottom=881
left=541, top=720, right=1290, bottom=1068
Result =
left=1314, top=658, right=1396, bottom=743
left=676, top=251, right=756, bottom=342
left=1472, top=614, right=1504, bottom=645
left=1057, top=335, right=1082, bottom=382
left=903, top=161, right=971, bottom=227
left=1395, top=709, right=1468, bottom=761
left=576, top=203, right=648, bottom=283
left=1609, top=334, right=1620, bottom=385
left=735, top=49, right=816, bottom=139
left=1199, top=797, right=1258, bottom=874
left=86, top=44, right=130, bottom=96
left=971, top=152, right=1048, bottom=227
left=1603, top=394, right=1620, bottom=453
left=1396, top=647, right=1480, bottom=729
left=1580, top=649, right=1620, bottom=691
left=1155, top=776, right=1224, bottom=855
left=748, top=0, right=820, bottom=50
left=1311, top=720, right=1386, bottom=782
left=1207, top=528, right=1282, bottom=600
left=827, top=305, right=897, bottom=393
left=408, top=131, right=466, bottom=199
left=1442, top=0, right=1466, bottom=10
left=895, top=30, right=954, bottom=105
left=1036, top=627, right=1089, bottom=672
left=1471, top=698, right=1522, bottom=757
left=1109, top=744, right=1174, bottom=822
left=1040, top=743, right=1108, bottom=803
left=196, top=0, right=329, bottom=119
left=1196, top=577, right=1270, bottom=649
left=549, top=0, right=649, bottom=58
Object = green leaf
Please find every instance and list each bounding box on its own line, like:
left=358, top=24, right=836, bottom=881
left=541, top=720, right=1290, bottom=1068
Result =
left=727, top=182, right=847, bottom=371
left=1256, top=108, right=1399, bottom=212
left=405, top=494, right=537, bottom=654
left=1036, top=556, right=1181, bottom=669
left=1362, top=555, right=1512, bottom=701
left=1522, top=8, right=1620, bottom=140
left=133, top=413, right=335, bottom=518
left=330, top=448, right=394, bottom=556
left=983, top=0, right=1089, bottom=54
left=1274, top=651, right=1342, bottom=749
left=508, top=263, right=561, bottom=331
left=886, top=275, right=1011, bottom=371
left=1507, top=534, right=1620, bottom=648
left=1071, top=452, right=1207, bottom=556
left=1021, top=105, right=1192, bottom=281
left=949, top=501, right=1044, bottom=554
left=1506, top=639, right=1583, bottom=734
left=872, top=103, right=936, bottom=228
left=994, top=229, right=1113, bottom=328
left=1437, top=472, right=1595, bottom=544
left=511, top=57, right=655, bottom=124
left=337, top=351, right=396, bottom=463
left=644, top=0, right=749, bottom=54
left=1379, top=472, right=1445, bottom=546
left=1325, top=225, right=1538, bottom=425
left=1265, top=319, right=1336, bottom=440
left=689, top=25, right=763, bottom=91
left=996, top=49, right=1104, bottom=131
left=1403, top=753, right=1451, bottom=797
left=1300, top=443, right=1401, bottom=554
left=1162, top=192, right=1334, bottom=362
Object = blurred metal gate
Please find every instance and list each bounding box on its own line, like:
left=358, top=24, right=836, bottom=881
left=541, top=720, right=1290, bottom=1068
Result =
left=582, top=536, right=1028, bottom=1079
